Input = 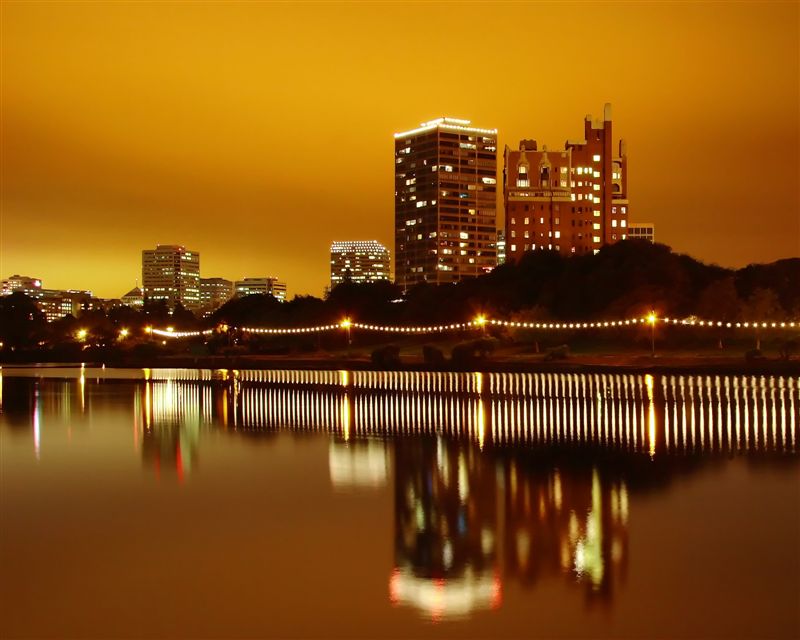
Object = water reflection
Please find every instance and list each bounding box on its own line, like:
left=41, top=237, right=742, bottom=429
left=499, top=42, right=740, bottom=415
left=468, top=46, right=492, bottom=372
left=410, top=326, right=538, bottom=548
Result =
left=1, top=370, right=798, bottom=624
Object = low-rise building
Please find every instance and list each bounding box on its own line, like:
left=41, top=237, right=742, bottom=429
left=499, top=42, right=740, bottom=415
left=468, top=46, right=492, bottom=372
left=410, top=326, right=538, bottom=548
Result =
left=235, top=277, right=287, bottom=302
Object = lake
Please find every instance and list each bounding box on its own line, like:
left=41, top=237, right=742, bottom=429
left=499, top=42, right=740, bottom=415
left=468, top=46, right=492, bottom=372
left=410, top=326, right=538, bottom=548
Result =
left=1, top=367, right=798, bottom=638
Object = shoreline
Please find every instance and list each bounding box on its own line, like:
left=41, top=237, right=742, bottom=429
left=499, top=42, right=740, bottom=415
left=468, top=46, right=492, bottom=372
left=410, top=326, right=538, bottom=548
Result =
left=3, top=354, right=799, bottom=376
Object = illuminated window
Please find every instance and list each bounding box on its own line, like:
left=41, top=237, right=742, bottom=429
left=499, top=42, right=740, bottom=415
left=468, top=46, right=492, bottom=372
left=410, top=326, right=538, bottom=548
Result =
left=459, top=232, right=469, bottom=240
left=593, top=154, right=601, bottom=162
left=593, top=210, right=600, bottom=217
left=510, top=244, right=517, bottom=252
left=621, top=220, right=627, bottom=228
left=593, top=171, right=600, bottom=178
left=593, top=223, right=601, bottom=230
left=524, top=230, right=530, bottom=238
left=554, top=231, right=561, bottom=239
left=612, top=219, right=617, bottom=227
left=560, top=166, right=567, bottom=174
left=593, top=236, right=601, bottom=243
left=524, top=217, right=529, bottom=224
left=593, top=184, right=600, bottom=191
left=621, top=206, right=627, bottom=213
left=511, top=230, right=516, bottom=238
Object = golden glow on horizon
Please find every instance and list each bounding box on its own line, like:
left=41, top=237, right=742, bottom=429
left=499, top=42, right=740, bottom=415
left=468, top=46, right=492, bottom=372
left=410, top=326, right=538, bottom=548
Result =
left=2, top=2, right=798, bottom=297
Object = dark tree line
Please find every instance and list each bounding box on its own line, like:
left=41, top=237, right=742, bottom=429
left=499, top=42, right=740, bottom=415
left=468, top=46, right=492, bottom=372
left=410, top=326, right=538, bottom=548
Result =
left=2, top=241, right=798, bottom=352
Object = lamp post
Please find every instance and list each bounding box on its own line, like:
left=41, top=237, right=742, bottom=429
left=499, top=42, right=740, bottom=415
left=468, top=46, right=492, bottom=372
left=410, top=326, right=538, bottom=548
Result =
left=475, top=314, right=487, bottom=336
left=647, top=311, right=656, bottom=357
left=341, top=318, right=352, bottom=346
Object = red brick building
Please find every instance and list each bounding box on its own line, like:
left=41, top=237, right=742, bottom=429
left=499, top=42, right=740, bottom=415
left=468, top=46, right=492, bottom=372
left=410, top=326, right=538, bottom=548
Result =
left=503, top=104, right=634, bottom=260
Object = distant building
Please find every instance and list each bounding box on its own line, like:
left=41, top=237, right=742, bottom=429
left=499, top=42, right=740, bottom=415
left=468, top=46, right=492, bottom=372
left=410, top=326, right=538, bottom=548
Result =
left=496, top=231, right=506, bottom=266
left=235, top=277, right=287, bottom=302
left=37, top=290, right=93, bottom=322
left=141, top=245, right=200, bottom=309
left=121, top=287, right=144, bottom=308
left=504, top=104, right=650, bottom=261
left=199, top=278, right=234, bottom=310
left=394, top=117, right=498, bottom=289
left=627, top=222, right=655, bottom=243
left=2, top=274, right=43, bottom=298
left=330, top=240, right=391, bottom=288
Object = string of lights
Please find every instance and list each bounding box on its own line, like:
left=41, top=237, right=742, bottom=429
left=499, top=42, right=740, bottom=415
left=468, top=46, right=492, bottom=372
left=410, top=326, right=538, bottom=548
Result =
left=136, top=314, right=798, bottom=339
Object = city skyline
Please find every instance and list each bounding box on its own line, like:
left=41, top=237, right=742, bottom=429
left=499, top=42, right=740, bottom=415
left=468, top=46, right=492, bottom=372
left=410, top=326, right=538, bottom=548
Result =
left=2, top=2, right=798, bottom=299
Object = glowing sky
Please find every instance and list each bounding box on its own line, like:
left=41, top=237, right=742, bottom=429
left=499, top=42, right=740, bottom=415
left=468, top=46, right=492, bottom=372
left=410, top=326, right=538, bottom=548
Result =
left=2, top=1, right=798, bottom=298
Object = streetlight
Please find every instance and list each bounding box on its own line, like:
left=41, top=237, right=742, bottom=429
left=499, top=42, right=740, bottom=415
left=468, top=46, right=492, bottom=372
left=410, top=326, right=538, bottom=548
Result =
left=76, top=328, right=88, bottom=342
left=474, top=314, right=487, bottom=336
left=119, top=328, right=129, bottom=340
left=647, top=312, right=657, bottom=357
left=340, top=318, right=352, bottom=346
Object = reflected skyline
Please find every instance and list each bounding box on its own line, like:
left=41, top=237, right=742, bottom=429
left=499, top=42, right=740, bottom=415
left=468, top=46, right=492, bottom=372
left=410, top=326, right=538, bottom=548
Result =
left=2, top=368, right=797, bottom=626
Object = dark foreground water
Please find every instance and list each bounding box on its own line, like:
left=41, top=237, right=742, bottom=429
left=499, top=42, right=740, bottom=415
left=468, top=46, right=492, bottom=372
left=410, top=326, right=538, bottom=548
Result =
left=1, top=367, right=798, bottom=639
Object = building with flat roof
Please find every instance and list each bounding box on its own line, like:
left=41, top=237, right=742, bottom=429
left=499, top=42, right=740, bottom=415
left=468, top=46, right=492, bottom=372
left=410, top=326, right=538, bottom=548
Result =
left=627, top=222, right=655, bottom=243
left=2, top=274, right=43, bottom=298
left=330, top=240, right=391, bottom=288
left=234, top=277, right=286, bottom=302
left=504, top=104, right=649, bottom=261
left=141, top=245, right=200, bottom=309
left=394, top=117, right=498, bottom=289
left=199, top=278, right=234, bottom=311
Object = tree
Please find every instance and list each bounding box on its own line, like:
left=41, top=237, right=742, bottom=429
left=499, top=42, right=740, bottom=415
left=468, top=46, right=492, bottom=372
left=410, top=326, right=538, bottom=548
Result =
left=741, top=287, right=783, bottom=350
left=0, top=293, right=46, bottom=349
left=696, top=277, right=741, bottom=348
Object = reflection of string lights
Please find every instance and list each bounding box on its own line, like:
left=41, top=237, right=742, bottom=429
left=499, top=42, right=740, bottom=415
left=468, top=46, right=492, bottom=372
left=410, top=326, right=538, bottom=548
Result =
left=143, top=315, right=799, bottom=339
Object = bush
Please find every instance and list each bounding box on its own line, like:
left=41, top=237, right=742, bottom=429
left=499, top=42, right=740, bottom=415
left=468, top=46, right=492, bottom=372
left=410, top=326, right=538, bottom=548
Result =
left=779, top=339, right=798, bottom=361
left=451, top=338, right=497, bottom=367
left=744, top=348, right=763, bottom=363
left=544, top=344, right=570, bottom=361
left=422, top=345, right=445, bottom=367
left=371, top=345, right=401, bottom=368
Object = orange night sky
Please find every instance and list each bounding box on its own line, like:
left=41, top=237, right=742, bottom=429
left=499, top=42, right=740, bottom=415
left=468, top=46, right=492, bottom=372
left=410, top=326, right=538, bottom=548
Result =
left=2, top=1, right=798, bottom=299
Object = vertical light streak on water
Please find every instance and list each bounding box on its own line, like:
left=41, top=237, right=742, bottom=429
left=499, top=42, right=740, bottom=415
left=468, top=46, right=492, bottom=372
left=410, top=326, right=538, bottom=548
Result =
left=771, top=383, right=777, bottom=452
left=779, top=379, right=787, bottom=450
left=646, top=374, right=656, bottom=459
left=698, top=378, right=706, bottom=451
left=689, top=381, right=697, bottom=451
left=790, top=378, right=796, bottom=451
left=663, top=376, right=670, bottom=452
left=32, top=384, right=41, bottom=460
left=761, top=380, right=769, bottom=451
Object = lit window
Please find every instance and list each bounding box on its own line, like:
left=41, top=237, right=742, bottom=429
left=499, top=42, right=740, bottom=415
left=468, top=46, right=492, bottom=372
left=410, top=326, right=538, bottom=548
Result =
left=524, top=230, right=530, bottom=238
left=571, top=194, right=576, bottom=201
left=593, top=236, right=601, bottom=243
left=510, top=217, right=516, bottom=224
left=622, top=234, right=627, bottom=240
left=539, top=217, right=544, bottom=224
left=621, top=206, right=627, bottom=213
left=524, top=217, right=529, bottom=224
left=560, top=166, right=567, bottom=174
left=612, top=220, right=617, bottom=227
left=621, top=220, right=627, bottom=228
left=593, top=210, right=600, bottom=217
left=577, top=167, right=583, bottom=175
left=593, top=196, right=601, bottom=203
left=593, top=171, right=600, bottom=178
left=554, top=231, right=561, bottom=239
left=459, top=232, right=469, bottom=240
left=593, top=223, right=601, bottom=230
left=593, top=154, right=601, bottom=162
left=612, top=206, right=617, bottom=214
left=593, top=184, right=600, bottom=191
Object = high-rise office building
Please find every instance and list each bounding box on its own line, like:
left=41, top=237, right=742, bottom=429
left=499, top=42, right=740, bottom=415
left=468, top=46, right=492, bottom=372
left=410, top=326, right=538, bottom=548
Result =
left=141, top=245, right=200, bottom=309
left=330, top=240, right=391, bottom=288
left=503, top=104, right=646, bottom=261
left=234, top=277, right=287, bottom=302
left=394, top=117, right=498, bottom=289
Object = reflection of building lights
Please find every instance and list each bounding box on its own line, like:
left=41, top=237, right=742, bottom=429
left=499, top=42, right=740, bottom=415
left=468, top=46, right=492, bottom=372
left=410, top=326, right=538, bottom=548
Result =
left=388, top=566, right=500, bottom=620
left=328, top=441, right=388, bottom=488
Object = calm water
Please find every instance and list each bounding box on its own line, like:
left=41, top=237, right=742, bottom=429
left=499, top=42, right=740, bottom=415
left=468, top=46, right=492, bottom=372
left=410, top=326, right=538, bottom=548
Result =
left=1, top=367, right=798, bottom=639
